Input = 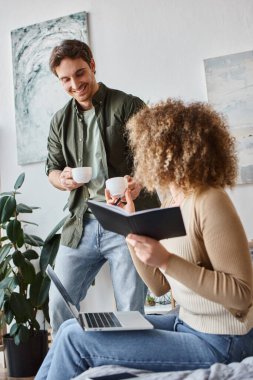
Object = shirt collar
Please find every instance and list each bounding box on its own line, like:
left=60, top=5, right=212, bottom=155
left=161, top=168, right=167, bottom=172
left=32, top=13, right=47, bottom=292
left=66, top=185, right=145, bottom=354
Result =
left=92, top=82, right=107, bottom=106
left=74, top=82, right=107, bottom=119
left=74, top=102, right=83, bottom=120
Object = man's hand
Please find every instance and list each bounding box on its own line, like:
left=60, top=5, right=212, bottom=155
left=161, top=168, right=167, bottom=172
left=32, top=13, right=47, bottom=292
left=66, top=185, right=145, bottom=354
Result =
left=49, top=168, right=84, bottom=191
left=124, top=175, right=142, bottom=200
left=126, top=234, right=171, bottom=271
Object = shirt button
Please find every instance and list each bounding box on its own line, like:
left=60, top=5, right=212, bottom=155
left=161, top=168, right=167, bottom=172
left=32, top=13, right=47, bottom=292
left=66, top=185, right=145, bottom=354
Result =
left=79, top=138, right=82, bottom=142
left=235, top=312, right=242, bottom=318
left=78, top=158, right=82, bottom=162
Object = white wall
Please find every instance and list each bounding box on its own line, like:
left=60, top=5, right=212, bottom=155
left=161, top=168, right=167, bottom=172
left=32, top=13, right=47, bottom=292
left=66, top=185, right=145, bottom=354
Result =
left=1, top=0, right=253, bottom=310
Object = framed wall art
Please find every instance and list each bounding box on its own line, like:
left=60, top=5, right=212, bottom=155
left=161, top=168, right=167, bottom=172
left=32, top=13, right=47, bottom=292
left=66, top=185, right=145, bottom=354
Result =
left=204, top=50, right=253, bottom=184
left=11, top=11, right=89, bottom=165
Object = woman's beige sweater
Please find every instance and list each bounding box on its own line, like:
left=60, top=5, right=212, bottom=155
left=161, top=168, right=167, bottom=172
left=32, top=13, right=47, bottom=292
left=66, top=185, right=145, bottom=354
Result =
left=129, top=187, right=253, bottom=334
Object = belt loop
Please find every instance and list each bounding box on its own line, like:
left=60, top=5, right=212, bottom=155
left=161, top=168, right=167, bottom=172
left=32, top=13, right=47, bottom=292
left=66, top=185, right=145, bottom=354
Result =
left=174, top=317, right=183, bottom=331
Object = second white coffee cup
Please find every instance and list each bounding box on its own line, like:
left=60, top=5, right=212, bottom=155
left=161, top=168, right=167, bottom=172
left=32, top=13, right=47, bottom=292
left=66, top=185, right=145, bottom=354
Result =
left=106, top=177, right=128, bottom=197
left=72, top=167, right=92, bottom=184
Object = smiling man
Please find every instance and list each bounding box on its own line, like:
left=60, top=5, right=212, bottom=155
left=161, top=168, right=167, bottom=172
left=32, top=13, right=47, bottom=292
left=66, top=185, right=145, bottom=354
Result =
left=56, top=56, right=98, bottom=108
left=46, top=39, right=160, bottom=335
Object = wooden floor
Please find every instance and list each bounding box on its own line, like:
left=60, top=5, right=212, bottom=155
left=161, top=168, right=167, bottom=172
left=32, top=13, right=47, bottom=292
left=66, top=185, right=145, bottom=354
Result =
left=0, top=367, right=34, bottom=380
left=0, top=368, right=7, bottom=380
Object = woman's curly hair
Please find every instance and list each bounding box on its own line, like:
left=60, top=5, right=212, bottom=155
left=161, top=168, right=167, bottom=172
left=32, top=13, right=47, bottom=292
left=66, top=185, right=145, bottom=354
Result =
left=126, top=98, right=238, bottom=193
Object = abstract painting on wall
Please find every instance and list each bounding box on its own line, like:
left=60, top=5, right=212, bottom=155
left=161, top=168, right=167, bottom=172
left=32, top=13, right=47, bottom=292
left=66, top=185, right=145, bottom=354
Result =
left=204, top=50, right=253, bottom=184
left=11, top=11, right=88, bottom=165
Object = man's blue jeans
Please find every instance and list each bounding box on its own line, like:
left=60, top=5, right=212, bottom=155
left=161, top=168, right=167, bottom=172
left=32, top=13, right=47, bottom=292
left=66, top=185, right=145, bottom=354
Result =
left=35, top=315, right=253, bottom=380
left=49, top=216, right=147, bottom=335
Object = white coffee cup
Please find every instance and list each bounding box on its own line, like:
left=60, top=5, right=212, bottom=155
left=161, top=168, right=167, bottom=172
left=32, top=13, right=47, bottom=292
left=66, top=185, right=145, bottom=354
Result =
left=72, top=167, right=92, bottom=184
left=105, top=177, right=128, bottom=197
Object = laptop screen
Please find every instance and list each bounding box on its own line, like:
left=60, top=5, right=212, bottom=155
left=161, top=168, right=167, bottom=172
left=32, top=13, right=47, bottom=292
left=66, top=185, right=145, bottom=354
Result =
left=46, top=265, right=79, bottom=320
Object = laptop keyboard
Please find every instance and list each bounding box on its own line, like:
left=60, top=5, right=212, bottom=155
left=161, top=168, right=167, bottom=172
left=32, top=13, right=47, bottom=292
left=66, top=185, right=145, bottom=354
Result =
left=85, top=312, right=122, bottom=328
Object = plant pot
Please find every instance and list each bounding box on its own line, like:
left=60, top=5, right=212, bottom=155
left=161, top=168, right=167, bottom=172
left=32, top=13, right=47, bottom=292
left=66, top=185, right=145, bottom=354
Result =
left=3, top=330, right=48, bottom=377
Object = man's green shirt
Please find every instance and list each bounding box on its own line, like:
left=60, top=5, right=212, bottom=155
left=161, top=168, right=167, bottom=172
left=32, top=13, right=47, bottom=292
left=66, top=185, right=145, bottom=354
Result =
left=46, top=83, right=160, bottom=248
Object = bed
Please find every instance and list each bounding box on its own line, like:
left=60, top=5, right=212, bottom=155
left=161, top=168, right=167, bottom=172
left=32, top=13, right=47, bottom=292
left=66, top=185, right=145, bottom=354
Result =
left=73, top=356, right=253, bottom=380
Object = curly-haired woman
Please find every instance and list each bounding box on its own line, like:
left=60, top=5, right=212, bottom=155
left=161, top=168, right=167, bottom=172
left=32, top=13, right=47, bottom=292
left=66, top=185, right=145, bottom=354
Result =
left=36, top=99, right=253, bottom=380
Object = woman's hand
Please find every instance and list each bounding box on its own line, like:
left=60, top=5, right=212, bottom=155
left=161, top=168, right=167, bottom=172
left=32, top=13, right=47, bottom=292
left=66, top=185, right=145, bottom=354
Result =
left=126, top=234, right=170, bottom=271
left=124, top=175, right=142, bottom=200
left=105, top=188, right=135, bottom=214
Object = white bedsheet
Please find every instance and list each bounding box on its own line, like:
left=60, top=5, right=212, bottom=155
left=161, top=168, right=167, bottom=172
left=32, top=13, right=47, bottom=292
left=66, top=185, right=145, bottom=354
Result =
left=73, top=356, right=253, bottom=380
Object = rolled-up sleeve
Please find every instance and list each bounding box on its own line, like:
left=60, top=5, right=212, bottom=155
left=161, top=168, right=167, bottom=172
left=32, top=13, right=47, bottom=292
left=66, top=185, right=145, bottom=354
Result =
left=46, top=118, right=66, bottom=176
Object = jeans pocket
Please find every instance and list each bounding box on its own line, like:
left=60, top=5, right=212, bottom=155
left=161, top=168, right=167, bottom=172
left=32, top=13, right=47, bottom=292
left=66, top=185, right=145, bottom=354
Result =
left=228, top=333, right=253, bottom=362
left=196, top=333, right=233, bottom=363
left=217, top=336, right=233, bottom=362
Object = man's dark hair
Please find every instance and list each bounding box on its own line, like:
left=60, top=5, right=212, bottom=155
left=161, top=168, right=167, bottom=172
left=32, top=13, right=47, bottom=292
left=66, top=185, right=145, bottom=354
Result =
left=49, top=39, right=94, bottom=76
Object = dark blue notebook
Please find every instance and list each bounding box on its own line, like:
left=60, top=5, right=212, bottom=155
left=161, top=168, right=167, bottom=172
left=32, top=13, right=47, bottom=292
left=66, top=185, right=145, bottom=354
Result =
left=87, top=200, right=186, bottom=240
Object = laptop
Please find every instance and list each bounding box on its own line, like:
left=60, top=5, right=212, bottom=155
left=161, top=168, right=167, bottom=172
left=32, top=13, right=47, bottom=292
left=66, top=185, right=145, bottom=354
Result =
left=46, top=265, right=153, bottom=332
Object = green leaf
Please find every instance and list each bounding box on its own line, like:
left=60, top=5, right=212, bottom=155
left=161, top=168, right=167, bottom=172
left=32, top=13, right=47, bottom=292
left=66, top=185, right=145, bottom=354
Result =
left=20, top=259, right=36, bottom=284
left=0, top=255, right=13, bottom=274
left=0, top=192, right=15, bottom=196
left=0, top=289, right=5, bottom=308
left=18, top=325, right=30, bottom=343
left=44, top=216, right=67, bottom=243
left=38, top=276, right=51, bottom=307
left=31, top=319, right=40, bottom=331
left=24, top=233, right=44, bottom=247
left=14, top=333, right=20, bottom=345
left=30, top=272, right=42, bottom=306
left=6, top=219, right=24, bottom=247
left=23, top=299, right=34, bottom=321
left=9, top=276, right=18, bottom=291
left=0, top=236, right=9, bottom=242
left=0, top=196, right=16, bottom=223
left=42, top=301, right=50, bottom=323
left=23, top=249, right=39, bottom=261
left=10, top=323, right=19, bottom=336
left=12, top=250, right=25, bottom=267
left=4, top=301, right=14, bottom=324
left=0, top=243, right=12, bottom=265
left=40, top=234, right=61, bottom=273
left=16, top=203, right=33, bottom=213
left=0, top=277, right=15, bottom=290
left=14, top=173, right=25, bottom=190
left=0, top=314, right=4, bottom=328
left=9, top=292, right=32, bottom=322
left=30, top=272, right=50, bottom=307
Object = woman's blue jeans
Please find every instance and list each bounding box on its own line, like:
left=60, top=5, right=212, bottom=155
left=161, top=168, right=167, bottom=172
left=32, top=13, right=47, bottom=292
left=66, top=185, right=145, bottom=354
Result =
left=35, top=314, right=253, bottom=380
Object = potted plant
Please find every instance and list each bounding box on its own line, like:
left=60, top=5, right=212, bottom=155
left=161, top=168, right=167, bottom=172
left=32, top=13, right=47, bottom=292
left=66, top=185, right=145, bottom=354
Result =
left=0, top=172, right=64, bottom=377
